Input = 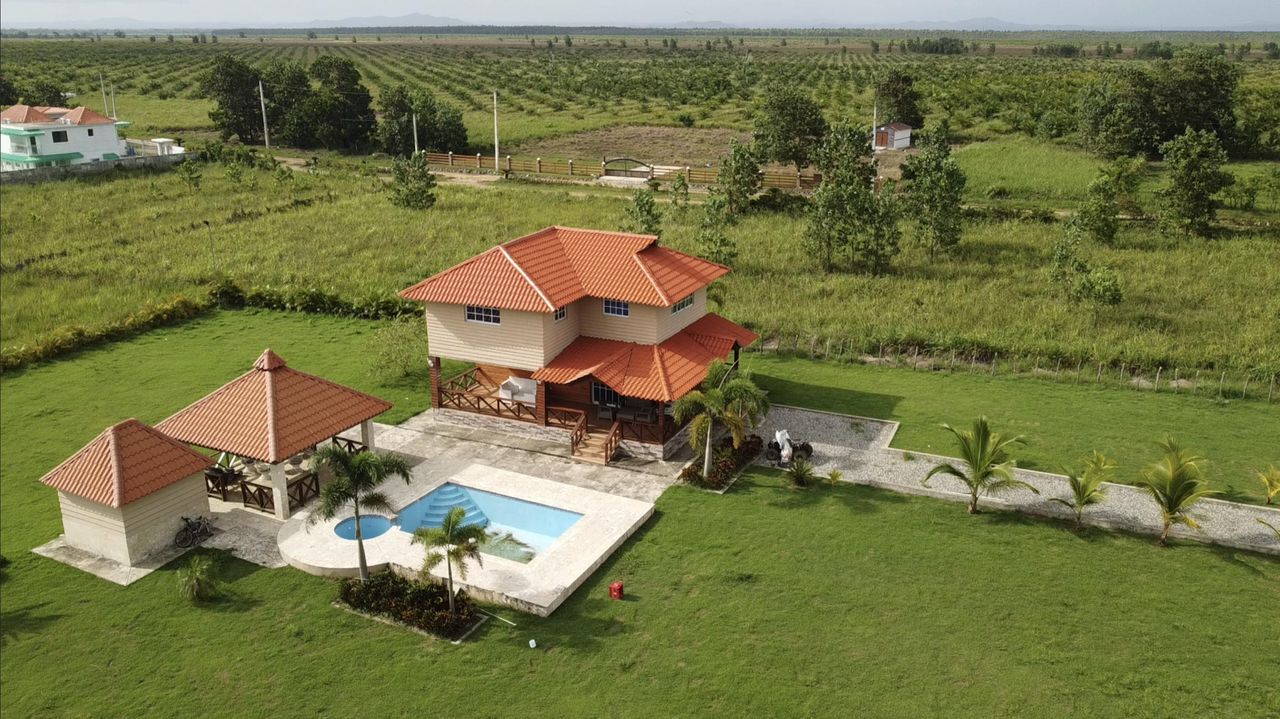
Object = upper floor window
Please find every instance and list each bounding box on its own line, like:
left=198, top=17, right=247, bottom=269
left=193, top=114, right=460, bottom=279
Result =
left=603, top=299, right=629, bottom=317
left=554, top=305, right=567, bottom=322
left=87, top=128, right=95, bottom=137
left=51, top=130, right=68, bottom=143
left=465, top=305, right=501, bottom=325
left=672, top=295, right=694, bottom=314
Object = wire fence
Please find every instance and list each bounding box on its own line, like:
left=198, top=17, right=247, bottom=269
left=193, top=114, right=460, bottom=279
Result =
left=748, top=334, right=1279, bottom=404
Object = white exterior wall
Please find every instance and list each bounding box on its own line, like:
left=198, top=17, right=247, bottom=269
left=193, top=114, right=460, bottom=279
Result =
left=890, top=129, right=911, bottom=149
left=1, top=122, right=125, bottom=171
left=542, top=301, right=581, bottom=364
left=57, top=473, right=208, bottom=566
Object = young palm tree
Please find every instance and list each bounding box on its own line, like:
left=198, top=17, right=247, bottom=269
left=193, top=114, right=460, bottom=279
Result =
left=1137, top=438, right=1218, bottom=546
left=922, top=416, right=1038, bottom=514
left=1257, top=465, right=1280, bottom=505
left=413, top=506, right=487, bottom=615
left=1049, top=451, right=1115, bottom=527
left=673, top=369, right=769, bottom=480
left=309, top=446, right=411, bottom=581
left=1258, top=518, right=1280, bottom=541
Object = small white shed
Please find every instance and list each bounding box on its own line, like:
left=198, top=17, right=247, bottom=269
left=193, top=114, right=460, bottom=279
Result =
left=873, top=123, right=912, bottom=151
left=40, top=419, right=213, bottom=567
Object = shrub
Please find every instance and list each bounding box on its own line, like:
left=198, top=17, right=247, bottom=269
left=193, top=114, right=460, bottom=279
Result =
left=680, top=434, right=762, bottom=490
left=338, top=571, right=475, bottom=638
left=177, top=554, right=221, bottom=603
left=675, top=112, right=695, bottom=127
left=786, top=457, right=818, bottom=488
left=372, top=318, right=429, bottom=381
left=388, top=152, right=438, bottom=210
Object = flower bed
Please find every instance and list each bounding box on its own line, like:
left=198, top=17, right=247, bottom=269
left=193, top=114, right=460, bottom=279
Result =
left=680, top=434, right=764, bottom=491
left=337, top=572, right=476, bottom=639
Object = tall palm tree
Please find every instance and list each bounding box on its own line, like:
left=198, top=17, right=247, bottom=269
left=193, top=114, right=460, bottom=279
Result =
left=673, top=369, right=769, bottom=480
left=1137, top=438, right=1218, bottom=546
left=413, top=506, right=487, bottom=615
left=1049, top=451, right=1115, bottom=527
left=922, top=416, right=1038, bottom=514
left=309, top=446, right=411, bottom=581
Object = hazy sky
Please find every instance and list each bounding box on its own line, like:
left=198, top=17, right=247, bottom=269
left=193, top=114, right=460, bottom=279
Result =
left=3, top=0, right=1276, bottom=28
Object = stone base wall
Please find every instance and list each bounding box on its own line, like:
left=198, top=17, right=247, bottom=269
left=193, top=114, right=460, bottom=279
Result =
left=0, top=153, right=190, bottom=185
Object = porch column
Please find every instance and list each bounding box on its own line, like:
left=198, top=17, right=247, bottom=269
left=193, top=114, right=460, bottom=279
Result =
left=657, top=402, right=666, bottom=439
left=428, top=355, right=442, bottom=409
left=360, top=419, right=378, bottom=453
left=535, top=381, right=547, bottom=426
left=269, top=463, right=290, bottom=520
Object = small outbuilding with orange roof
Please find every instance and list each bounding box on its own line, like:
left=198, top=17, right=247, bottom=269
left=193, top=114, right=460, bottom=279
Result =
left=40, top=419, right=214, bottom=567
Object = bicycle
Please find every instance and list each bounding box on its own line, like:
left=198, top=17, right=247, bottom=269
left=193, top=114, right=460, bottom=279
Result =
left=174, top=515, right=215, bottom=549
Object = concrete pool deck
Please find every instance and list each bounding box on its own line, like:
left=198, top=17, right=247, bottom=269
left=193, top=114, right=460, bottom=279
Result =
left=278, top=463, right=654, bottom=616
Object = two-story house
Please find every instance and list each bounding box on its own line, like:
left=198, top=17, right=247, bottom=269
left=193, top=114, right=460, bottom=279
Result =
left=1, top=104, right=130, bottom=171
left=400, top=226, right=758, bottom=462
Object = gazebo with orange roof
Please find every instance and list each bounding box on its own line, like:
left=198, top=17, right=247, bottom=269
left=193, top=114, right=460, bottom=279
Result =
left=40, top=419, right=214, bottom=568
left=158, top=349, right=393, bottom=519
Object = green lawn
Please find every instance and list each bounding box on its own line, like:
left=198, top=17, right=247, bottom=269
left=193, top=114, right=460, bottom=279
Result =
left=2, top=310, right=1278, bottom=716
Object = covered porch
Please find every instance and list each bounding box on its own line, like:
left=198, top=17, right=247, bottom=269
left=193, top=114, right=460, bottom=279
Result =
left=158, top=349, right=393, bottom=519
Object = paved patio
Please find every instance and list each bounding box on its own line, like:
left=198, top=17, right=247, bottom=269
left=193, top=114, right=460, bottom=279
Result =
left=758, top=405, right=1280, bottom=556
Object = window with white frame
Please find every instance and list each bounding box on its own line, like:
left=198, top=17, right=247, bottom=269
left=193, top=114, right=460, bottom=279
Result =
left=591, top=381, right=622, bottom=406
left=671, top=294, right=694, bottom=313
left=465, top=305, right=501, bottom=325
left=554, top=305, right=567, bottom=322
left=603, top=299, right=630, bottom=317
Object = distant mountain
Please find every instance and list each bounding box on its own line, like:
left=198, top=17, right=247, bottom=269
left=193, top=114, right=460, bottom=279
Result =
left=666, top=21, right=738, bottom=29
left=300, top=13, right=467, bottom=28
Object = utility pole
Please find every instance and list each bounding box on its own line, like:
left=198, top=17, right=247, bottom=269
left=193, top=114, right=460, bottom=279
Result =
left=110, top=84, right=117, bottom=119
left=493, top=90, right=500, bottom=170
left=258, top=80, right=270, bottom=149
left=412, top=112, right=419, bottom=154
left=100, top=74, right=109, bottom=114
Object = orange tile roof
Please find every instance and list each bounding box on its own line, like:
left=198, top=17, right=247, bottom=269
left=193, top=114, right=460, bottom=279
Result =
left=531, top=313, right=759, bottom=402
left=40, top=419, right=214, bottom=508
left=59, top=106, right=116, bottom=126
left=157, top=349, right=393, bottom=463
left=1, top=104, right=53, bottom=124
left=400, top=226, right=729, bottom=312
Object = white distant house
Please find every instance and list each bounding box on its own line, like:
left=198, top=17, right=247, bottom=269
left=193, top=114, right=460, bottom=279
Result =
left=0, top=104, right=131, bottom=171
left=873, top=122, right=912, bottom=151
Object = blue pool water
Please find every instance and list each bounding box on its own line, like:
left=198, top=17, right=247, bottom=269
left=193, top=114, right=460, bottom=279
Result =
left=396, top=483, right=582, bottom=557
left=334, top=515, right=392, bottom=540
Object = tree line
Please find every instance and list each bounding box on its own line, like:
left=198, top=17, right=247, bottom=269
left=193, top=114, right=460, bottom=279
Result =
left=198, top=53, right=467, bottom=154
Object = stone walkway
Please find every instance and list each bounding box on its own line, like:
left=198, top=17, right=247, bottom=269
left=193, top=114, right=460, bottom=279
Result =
left=758, top=405, right=1280, bottom=556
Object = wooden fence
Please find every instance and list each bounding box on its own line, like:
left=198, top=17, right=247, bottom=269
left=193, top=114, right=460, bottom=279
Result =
left=421, top=151, right=821, bottom=190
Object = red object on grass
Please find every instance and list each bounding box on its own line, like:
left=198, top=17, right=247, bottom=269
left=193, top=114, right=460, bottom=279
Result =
left=609, top=581, right=624, bottom=600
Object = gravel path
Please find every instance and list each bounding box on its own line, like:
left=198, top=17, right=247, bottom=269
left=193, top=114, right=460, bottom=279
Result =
left=757, top=405, right=1280, bottom=556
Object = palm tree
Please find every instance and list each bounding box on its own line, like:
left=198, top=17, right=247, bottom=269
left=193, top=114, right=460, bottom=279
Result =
left=673, top=364, right=769, bottom=480
left=922, top=416, right=1038, bottom=514
left=1049, top=451, right=1115, bottom=528
left=1258, top=518, right=1280, bottom=541
left=1136, top=438, right=1218, bottom=546
left=1257, top=465, right=1280, bottom=505
left=413, top=506, right=487, bottom=615
left=309, top=446, right=411, bottom=581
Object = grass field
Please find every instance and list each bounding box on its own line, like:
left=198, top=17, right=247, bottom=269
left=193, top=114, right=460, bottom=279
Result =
left=6, top=164, right=1277, bottom=373
left=1, top=311, right=1277, bottom=716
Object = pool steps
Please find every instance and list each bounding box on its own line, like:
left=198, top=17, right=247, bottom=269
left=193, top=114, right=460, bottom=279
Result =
left=407, top=484, right=489, bottom=530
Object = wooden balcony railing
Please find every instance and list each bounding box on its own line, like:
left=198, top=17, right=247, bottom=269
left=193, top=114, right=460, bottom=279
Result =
left=331, top=436, right=367, bottom=454
left=569, top=413, right=588, bottom=455
left=440, top=387, right=537, bottom=423
left=287, top=471, right=320, bottom=508
left=603, top=421, right=623, bottom=463
left=547, top=405, right=585, bottom=430
left=240, top=481, right=275, bottom=514
left=442, top=367, right=483, bottom=392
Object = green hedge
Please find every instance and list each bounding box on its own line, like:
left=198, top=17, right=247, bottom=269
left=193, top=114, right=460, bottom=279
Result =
left=0, top=279, right=421, bottom=374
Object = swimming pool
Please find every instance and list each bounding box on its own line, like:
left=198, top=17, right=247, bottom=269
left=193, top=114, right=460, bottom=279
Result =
left=396, top=483, right=583, bottom=560
left=334, top=515, right=392, bottom=540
